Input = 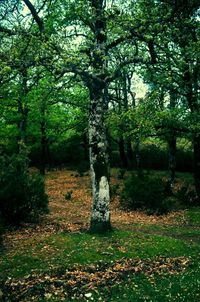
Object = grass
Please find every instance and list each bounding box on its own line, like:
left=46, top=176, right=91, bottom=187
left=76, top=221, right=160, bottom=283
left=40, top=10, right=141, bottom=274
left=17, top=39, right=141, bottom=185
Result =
left=0, top=169, right=200, bottom=301
left=1, top=229, right=199, bottom=279
left=1, top=227, right=200, bottom=301
left=185, top=207, right=200, bottom=226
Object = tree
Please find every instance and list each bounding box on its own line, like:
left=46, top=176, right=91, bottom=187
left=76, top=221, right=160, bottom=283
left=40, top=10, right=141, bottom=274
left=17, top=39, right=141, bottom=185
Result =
left=20, top=0, right=149, bottom=232
left=1, top=0, right=199, bottom=232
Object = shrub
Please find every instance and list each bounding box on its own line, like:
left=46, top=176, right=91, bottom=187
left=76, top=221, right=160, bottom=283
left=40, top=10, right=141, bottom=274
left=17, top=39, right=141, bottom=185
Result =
left=0, top=150, right=48, bottom=225
left=117, top=169, right=126, bottom=179
left=110, top=184, right=120, bottom=199
left=120, top=173, right=171, bottom=215
left=176, top=183, right=198, bottom=206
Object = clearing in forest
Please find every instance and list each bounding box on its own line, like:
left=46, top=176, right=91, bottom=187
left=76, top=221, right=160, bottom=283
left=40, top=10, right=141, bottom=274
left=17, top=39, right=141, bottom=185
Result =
left=0, top=169, right=200, bottom=302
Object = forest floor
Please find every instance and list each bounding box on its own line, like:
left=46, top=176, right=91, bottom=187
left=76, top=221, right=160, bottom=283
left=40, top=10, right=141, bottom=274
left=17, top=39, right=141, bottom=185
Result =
left=0, top=169, right=200, bottom=301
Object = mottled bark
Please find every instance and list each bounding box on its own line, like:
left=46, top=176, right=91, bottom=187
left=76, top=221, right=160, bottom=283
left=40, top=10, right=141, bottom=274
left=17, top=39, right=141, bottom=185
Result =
left=89, top=85, right=111, bottom=233
left=88, top=0, right=111, bottom=233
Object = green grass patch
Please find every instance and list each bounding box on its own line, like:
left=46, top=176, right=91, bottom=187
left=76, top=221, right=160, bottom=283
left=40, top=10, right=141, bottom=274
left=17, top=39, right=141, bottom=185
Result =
left=0, top=229, right=199, bottom=280
left=1, top=223, right=200, bottom=301
left=185, top=207, right=200, bottom=226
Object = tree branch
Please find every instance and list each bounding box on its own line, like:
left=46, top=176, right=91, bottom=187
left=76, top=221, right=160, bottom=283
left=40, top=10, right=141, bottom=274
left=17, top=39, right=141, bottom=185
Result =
left=23, top=0, right=44, bottom=33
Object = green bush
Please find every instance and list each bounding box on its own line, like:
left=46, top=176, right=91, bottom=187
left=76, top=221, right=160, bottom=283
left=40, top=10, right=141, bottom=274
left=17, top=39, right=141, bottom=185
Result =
left=176, top=183, right=198, bottom=206
left=0, top=150, right=48, bottom=225
left=120, top=173, right=171, bottom=215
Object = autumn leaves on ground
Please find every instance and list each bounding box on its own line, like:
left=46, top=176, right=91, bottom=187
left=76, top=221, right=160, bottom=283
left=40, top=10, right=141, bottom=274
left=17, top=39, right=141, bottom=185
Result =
left=1, top=170, right=200, bottom=302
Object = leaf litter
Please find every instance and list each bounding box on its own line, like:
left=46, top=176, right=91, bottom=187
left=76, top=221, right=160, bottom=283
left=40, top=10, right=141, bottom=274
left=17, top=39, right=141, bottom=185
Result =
left=0, top=169, right=196, bottom=301
left=0, top=256, right=190, bottom=301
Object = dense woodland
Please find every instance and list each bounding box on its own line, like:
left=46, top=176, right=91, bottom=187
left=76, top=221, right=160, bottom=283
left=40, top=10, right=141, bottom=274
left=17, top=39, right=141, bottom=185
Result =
left=0, top=1, right=200, bottom=300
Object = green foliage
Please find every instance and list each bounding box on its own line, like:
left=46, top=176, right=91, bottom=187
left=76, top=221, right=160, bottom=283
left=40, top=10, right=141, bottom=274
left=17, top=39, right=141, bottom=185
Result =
left=117, top=168, right=126, bottom=179
left=0, top=149, right=48, bottom=225
left=120, top=173, right=171, bottom=214
left=110, top=183, right=120, bottom=199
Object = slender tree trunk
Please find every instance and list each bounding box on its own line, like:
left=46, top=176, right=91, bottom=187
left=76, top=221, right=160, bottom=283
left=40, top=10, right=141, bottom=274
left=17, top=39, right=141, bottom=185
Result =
left=17, top=104, right=28, bottom=146
left=83, top=132, right=89, bottom=162
left=89, top=85, right=111, bottom=233
left=127, top=139, right=134, bottom=169
left=119, top=136, right=128, bottom=168
left=88, top=0, right=111, bottom=233
left=135, top=136, right=140, bottom=172
left=168, top=134, right=176, bottom=190
left=40, top=119, right=47, bottom=175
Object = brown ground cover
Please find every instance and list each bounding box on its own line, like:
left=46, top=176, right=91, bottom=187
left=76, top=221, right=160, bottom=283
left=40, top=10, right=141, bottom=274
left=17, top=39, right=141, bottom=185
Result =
left=3, top=169, right=187, bottom=248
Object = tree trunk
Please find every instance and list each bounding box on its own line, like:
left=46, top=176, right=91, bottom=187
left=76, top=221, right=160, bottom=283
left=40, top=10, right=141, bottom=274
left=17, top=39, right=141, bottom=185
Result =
left=89, top=85, right=111, bottom=233
left=119, top=136, right=128, bottom=168
left=82, top=132, right=89, bottom=162
left=127, top=139, right=134, bottom=169
left=17, top=105, right=28, bottom=146
left=88, top=0, right=111, bottom=233
left=168, top=135, right=176, bottom=190
left=40, top=119, right=47, bottom=175
left=134, top=136, right=140, bottom=172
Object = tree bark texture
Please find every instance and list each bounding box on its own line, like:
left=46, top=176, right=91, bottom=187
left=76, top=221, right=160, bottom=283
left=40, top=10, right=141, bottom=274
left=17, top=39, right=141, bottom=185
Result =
left=88, top=0, right=111, bottom=232
left=89, top=85, right=111, bottom=233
